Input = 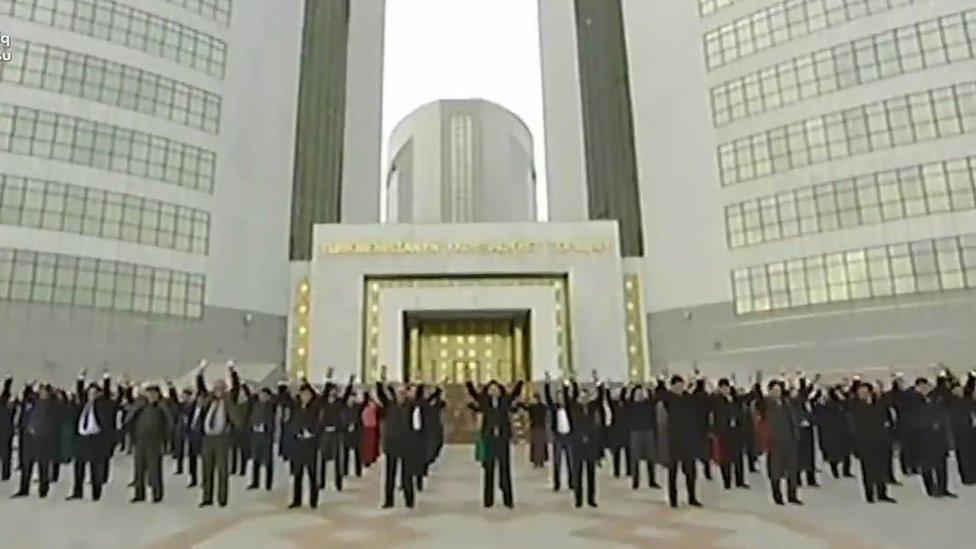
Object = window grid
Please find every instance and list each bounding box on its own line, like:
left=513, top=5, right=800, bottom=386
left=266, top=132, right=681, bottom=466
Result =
left=0, top=104, right=216, bottom=192
left=717, top=80, right=976, bottom=186
left=699, top=0, right=748, bottom=18
left=1, top=0, right=227, bottom=78
left=1, top=40, right=220, bottom=133
left=712, top=9, right=976, bottom=126
left=0, top=247, right=205, bottom=318
left=726, top=156, right=976, bottom=248
left=157, top=0, right=232, bottom=26
left=732, top=233, right=976, bottom=314
left=704, top=0, right=918, bottom=71
left=0, top=173, right=209, bottom=254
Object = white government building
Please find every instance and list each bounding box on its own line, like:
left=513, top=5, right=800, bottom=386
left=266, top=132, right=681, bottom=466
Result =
left=1, top=0, right=974, bottom=385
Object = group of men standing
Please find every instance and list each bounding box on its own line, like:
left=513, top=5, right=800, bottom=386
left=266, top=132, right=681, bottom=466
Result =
left=3, top=364, right=975, bottom=513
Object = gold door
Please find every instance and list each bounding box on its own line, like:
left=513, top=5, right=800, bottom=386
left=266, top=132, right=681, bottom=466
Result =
left=405, top=315, right=530, bottom=443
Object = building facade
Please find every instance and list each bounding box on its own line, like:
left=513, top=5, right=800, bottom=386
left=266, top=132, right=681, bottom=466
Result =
left=617, top=0, right=976, bottom=377
left=385, top=99, right=536, bottom=223
left=0, top=0, right=306, bottom=382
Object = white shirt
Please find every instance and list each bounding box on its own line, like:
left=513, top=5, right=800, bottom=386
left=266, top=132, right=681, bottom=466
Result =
left=556, top=408, right=571, bottom=435
left=412, top=407, right=423, bottom=431
left=204, top=400, right=227, bottom=435
left=602, top=400, right=613, bottom=427
left=77, top=402, right=101, bottom=436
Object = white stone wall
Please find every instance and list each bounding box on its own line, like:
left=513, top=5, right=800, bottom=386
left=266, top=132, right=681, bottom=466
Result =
left=305, top=221, right=629, bottom=382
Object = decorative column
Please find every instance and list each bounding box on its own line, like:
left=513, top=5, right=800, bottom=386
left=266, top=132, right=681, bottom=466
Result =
left=623, top=274, right=648, bottom=383
left=293, top=277, right=311, bottom=380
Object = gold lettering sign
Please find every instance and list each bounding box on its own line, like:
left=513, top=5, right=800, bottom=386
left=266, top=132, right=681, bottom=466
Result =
left=321, top=240, right=613, bottom=256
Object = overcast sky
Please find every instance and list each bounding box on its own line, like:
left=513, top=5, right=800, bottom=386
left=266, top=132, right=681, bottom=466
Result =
left=383, top=0, right=548, bottom=218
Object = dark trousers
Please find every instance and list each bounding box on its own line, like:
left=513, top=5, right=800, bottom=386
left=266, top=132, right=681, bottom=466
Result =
left=483, top=437, right=513, bottom=507
left=719, top=456, right=745, bottom=489
left=552, top=435, right=573, bottom=491
left=770, top=475, right=798, bottom=504
left=72, top=454, right=107, bottom=500
left=860, top=458, right=889, bottom=502
left=383, top=451, right=415, bottom=507
left=19, top=459, right=51, bottom=497
left=173, top=432, right=186, bottom=473
left=250, top=435, right=273, bottom=490
left=291, top=459, right=319, bottom=508
left=667, top=458, right=698, bottom=506
left=319, top=451, right=344, bottom=491
left=343, top=432, right=362, bottom=477
left=631, top=459, right=657, bottom=489
left=187, top=444, right=201, bottom=485
left=921, top=459, right=948, bottom=497
left=133, top=443, right=163, bottom=501
left=609, top=443, right=630, bottom=477
left=570, top=446, right=596, bottom=507
left=0, top=438, right=11, bottom=480
left=201, top=435, right=230, bottom=505
left=828, top=456, right=852, bottom=478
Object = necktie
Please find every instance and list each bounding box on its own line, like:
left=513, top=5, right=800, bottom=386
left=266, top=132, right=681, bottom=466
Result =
left=207, top=403, right=217, bottom=432
left=82, top=404, right=91, bottom=432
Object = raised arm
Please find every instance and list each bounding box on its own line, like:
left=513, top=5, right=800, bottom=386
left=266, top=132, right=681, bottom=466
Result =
left=341, top=376, right=355, bottom=403
left=427, top=385, right=443, bottom=404
left=465, top=381, right=482, bottom=402
left=229, top=367, right=241, bottom=402
left=569, top=380, right=580, bottom=403
left=509, top=380, right=524, bottom=401
left=196, top=370, right=208, bottom=396
left=543, top=383, right=554, bottom=408
left=964, top=372, right=976, bottom=399
left=1, top=375, right=12, bottom=404
left=375, top=381, right=391, bottom=406
left=76, top=371, right=86, bottom=403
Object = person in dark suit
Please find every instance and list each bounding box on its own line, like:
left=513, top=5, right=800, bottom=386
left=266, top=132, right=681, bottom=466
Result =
left=573, top=381, right=606, bottom=508
left=12, top=383, right=57, bottom=498
left=0, top=375, right=13, bottom=481
left=623, top=383, right=660, bottom=490
left=847, top=381, right=897, bottom=503
left=183, top=390, right=206, bottom=487
left=542, top=373, right=574, bottom=492
left=244, top=386, right=276, bottom=490
left=287, top=382, right=320, bottom=509
left=318, top=373, right=353, bottom=491
left=947, top=372, right=976, bottom=486
left=375, top=370, right=426, bottom=509
left=793, top=379, right=819, bottom=488
left=465, top=378, right=523, bottom=508
left=197, top=360, right=245, bottom=507
left=911, top=377, right=955, bottom=498
left=168, top=385, right=190, bottom=475
left=816, top=386, right=854, bottom=479
left=661, top=375, right=704, bottom=508
left=67, top=370, right=115, bottom=501
left=341, top=390, right=366, bottom=478
left=601, top=385, right=629, bottom=478
left=519, top=392, right=549, bottom=468
left=710, top=378, right=749, bottom=490
left=420, top=384, right=445, bottom=484
left=756, top=378, right=803, bottom=506
left=125, top=384, right=173, bottom=503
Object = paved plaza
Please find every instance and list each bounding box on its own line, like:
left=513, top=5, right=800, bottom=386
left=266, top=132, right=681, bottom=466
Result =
left=0, top=446, right=973, bottom=548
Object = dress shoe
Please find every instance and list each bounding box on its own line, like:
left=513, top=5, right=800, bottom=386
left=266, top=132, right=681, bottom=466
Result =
left=649, top=482, right=661, bottom=489
left=130, top=497, right=145, bottom=503
left=66, top=494, right=82, bottom=501
left=689, top=500, right=703, bottom=507
left=199, top=501, right=213, bottom=507
left=942, top=492, right=958, bottom=499
left=587, top=500, right=598, bottom=508
left=11, top=492, right=27, bottom=498
left=288, top=502, right=301, bottom=509
left=878, top=496, right=897, bottom=503
left=246, top=484, right=258, bottom=490
left=736, top=484, right=750, bottom=489
left=788, top=498, right=803, bottom=505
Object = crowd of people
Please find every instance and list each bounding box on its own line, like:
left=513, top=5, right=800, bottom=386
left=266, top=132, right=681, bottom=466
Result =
left=1, top=361, right=975, bottom=513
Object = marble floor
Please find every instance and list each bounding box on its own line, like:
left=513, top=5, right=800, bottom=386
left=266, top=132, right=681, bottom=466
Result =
left=0, top=446, right=973, bottom=549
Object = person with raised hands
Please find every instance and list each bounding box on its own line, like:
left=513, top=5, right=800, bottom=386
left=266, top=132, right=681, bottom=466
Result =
left=196, top=359, right=246, bottom=508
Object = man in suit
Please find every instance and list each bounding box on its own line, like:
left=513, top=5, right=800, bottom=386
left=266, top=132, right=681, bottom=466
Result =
left=756, top=378, right=803, bottom=506
left=375, top=368, right=424, bottom=509
left=661, top=375, right=704, bottom=508
left=848, top=381, right=897, bottom=503
left=197, top=360, right=245, bottom=507
left=67, top=370, right=115, bottom=501
left=911, top=377, right=956, bottom=498
left=12, top=383, right=57, bottom=498
left=465, top=378, right=523, bottom=508
left=318, top=373, right=353, bottom=491
left=542, top=372, right=574, bottom=492
left=126, top=384, right=173, bottom=503
left=244, top=386, right=276, bottom=491
left=711, top=378, right=749, bottom=490
left=0, top=374, right=14, bottom=481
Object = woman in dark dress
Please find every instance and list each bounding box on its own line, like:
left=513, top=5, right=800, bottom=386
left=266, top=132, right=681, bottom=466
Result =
left=520, top=392, right=549, bottom=468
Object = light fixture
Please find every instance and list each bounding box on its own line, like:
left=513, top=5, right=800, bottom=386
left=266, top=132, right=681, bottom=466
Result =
left=298, top=304, right=307, bottom=314
left=299, top=283, right=309, bottom=293
left=629, top=345, right=637, bottom=355
left=440, top=349, right=448, bottom=358
left=626, top=302, right=635, bottom=311
left=627, top=323, right=635, bottom=332
left=297, top=347, right=306, bottom=357
left=298, top=326, right=307, bottom=335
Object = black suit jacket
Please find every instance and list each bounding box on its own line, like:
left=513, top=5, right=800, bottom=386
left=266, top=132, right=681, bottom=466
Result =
left=466, top=381, right=523, bottom=441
